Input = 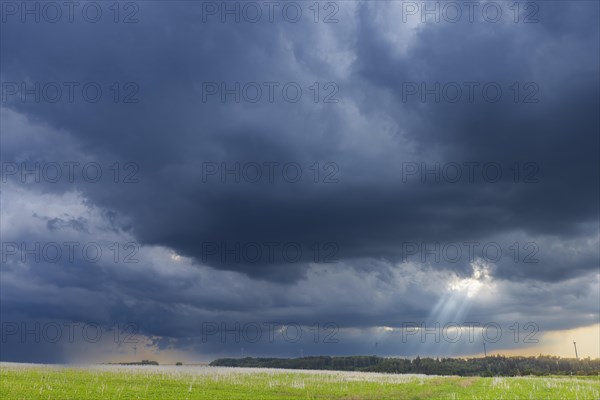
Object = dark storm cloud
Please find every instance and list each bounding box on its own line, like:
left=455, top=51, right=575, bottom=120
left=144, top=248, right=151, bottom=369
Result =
left=1, top=1, right=599, bottom=362
left=2, top=1, right=597, bottom=281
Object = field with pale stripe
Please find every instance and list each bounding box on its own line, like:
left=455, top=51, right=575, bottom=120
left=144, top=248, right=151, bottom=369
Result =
left=1, top=362, right=598, bottom=399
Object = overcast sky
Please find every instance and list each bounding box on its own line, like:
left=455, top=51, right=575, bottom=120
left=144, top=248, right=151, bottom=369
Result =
left=1, top=1, right=599, bottom=363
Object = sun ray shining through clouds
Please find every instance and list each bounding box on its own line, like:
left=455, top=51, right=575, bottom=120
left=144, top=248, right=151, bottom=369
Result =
left=417, top=261, right=494, bottom=356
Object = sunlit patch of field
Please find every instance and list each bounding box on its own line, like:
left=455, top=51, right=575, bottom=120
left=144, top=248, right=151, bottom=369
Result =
left=1, top=362, right=598, bottom=399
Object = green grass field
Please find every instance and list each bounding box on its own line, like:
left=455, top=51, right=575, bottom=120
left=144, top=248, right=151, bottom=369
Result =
left=1, top=363, right=598, bottom=399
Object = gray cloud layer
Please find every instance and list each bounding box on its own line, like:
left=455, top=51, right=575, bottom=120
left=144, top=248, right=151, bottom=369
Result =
left=1, top=1, right=598, bottom=362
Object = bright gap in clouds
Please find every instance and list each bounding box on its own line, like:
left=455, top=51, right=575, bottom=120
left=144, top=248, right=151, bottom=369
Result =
left=435, top=260, right=494, bottom=320
left=448, top=260, right=493, bottom=299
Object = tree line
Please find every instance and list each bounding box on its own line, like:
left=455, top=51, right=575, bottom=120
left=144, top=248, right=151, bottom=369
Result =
left=210, top=355, right=600, bottom=376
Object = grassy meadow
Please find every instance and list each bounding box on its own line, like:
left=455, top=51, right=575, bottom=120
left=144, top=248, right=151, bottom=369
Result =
left=1, top=362, right=598, bottom=399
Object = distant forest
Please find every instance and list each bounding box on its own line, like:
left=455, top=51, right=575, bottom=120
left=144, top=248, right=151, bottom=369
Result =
left=210, top=355, right=600, bottom=376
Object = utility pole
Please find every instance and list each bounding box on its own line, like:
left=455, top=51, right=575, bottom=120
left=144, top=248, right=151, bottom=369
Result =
left=300, top=349, right=304, bottom=358
left=573, top=341, right=578, bottom=360
left=483, top=342, right=487, bottom=357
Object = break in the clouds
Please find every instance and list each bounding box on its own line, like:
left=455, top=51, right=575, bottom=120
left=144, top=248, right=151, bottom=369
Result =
left=1, top=1, right=599, bottom=362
